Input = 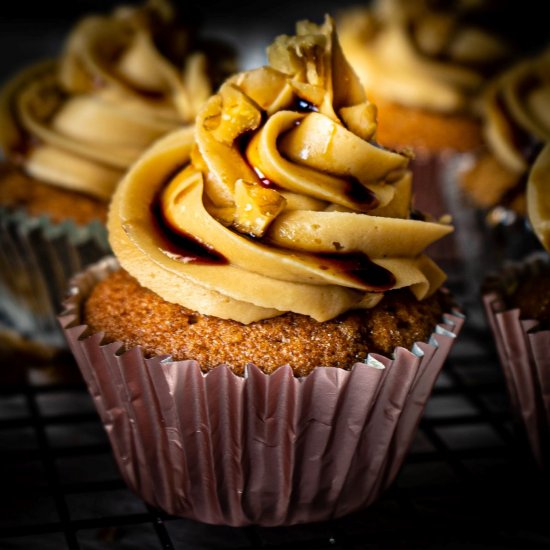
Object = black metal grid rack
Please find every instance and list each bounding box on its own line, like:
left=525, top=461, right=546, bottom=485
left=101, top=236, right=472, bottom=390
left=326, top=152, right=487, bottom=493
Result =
left=1, top=289, right=550, bottom=550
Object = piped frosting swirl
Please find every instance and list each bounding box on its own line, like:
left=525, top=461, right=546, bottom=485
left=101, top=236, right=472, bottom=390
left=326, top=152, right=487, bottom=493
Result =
left=109, top=17, right=452, bottom=324
left=0, top=0, right=212, bottom=201
left=338, top=0, right=516, bottom=113
left=483, top=50, right=550, bottom=175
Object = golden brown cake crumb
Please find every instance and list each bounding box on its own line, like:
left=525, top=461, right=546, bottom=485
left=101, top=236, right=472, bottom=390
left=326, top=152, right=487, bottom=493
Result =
left=508, top=269, right=550, bottom=326
left=459, top=152, right=525, bottom=214
left=84, top=269, right=448, bottom=377
left=374, top=97, right=483, bottom=153
left=0, top=163, right=107, bottom=225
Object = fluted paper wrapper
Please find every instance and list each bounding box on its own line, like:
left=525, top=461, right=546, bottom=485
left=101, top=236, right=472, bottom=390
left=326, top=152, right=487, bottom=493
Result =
left=483, top=255, right=550, bottom=468
left=59, top=257, right=464, bottom=526
left=0, top=207, right=109, bottom=348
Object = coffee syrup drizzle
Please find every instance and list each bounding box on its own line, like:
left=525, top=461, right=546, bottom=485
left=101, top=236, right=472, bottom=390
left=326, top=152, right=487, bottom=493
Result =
left=149, top=97, right=396, bottom=291
left=151, top=190, right=228, bottom=266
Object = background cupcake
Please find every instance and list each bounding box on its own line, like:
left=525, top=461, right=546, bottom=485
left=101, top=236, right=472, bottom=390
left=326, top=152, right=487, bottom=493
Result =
left=337, top=0, right=544, bottom=271
left=0, top=0, right=221, bottom=347
left=483, top=144, right=550, bottom=469
left=60, top=17, right=463, bottom=526
left=440, top=50, right=550, bottom=292
left=461, top=50, right=550, bottom=214
left=456, top=50, right=550, bottom=278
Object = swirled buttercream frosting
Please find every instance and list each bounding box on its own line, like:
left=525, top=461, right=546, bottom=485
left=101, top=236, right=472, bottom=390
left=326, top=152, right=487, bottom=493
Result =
left=527, top=144, right=550, bottom=253
left=109, top=17, right=452, bottom=324
left=0, top=0, right=213, bottom=201
left=484, top=50, right=550, bottom=175
left=462, top=50, right=550, bottom=213
left=338, top=0, right=517, bottom=113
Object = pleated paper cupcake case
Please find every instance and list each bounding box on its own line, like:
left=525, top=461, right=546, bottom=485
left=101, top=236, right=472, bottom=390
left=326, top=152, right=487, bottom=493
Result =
left=0, top=207, right=109, bottom=348
left=483, top=255, right=550, bottom=468
left=59, top=256, right=464, bottom=527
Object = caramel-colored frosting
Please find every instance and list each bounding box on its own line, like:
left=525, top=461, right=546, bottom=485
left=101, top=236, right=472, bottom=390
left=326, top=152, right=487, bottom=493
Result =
left=0, top=0, right=212, bottom=202
left=109, top=17, right=452, bottom=324
left=483, top=50, right=550, bottom=175
left=527, top=144, right=550, bottom=252
left=338, top=0, right=513, bottom=113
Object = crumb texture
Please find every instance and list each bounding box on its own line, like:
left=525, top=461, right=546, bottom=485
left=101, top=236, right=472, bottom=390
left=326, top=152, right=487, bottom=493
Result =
left=0, top=164, right=107, bottom=225
left=84, top=269, right=447, bottom=376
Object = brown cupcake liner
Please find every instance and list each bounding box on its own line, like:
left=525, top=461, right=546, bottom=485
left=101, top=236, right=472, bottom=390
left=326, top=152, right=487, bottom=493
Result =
left=0, top=206, right=109, bottom=348
left=59, top=256, right=464, bottom=526
left=483, top=254, right=550, bottom=468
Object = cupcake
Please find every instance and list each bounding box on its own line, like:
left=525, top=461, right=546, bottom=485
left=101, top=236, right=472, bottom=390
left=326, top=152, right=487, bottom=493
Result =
left=461, top=51, right=550, bottom=214
left=337, top=0, right=536, bottom=271
left=457, top=50, right=550, bottom=270
left=60, top=17, right=463, bottom=526
left=0, top=0, right=217, bottom=347
left=483, top=143, right=550, bottom=468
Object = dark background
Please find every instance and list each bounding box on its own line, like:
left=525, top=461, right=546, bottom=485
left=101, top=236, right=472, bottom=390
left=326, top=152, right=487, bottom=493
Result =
left=1, top=0, right=547, bottom=84
left=0, top=0, right=355, bottom=84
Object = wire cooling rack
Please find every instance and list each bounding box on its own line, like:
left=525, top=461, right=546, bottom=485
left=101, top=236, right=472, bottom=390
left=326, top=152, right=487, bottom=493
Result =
left=1, top=285, right=549, bottom=550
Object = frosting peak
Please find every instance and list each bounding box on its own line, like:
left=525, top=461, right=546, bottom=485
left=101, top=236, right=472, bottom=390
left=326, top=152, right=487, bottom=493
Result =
left=109, top=17, right=452, bottom=324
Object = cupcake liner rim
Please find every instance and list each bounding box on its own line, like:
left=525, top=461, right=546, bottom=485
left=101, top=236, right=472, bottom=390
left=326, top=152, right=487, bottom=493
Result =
left=59, top=255, right=464, bottom=378
left=0, top=205, right=108, bottom=246
left=484, top=251, right=550, bottom=335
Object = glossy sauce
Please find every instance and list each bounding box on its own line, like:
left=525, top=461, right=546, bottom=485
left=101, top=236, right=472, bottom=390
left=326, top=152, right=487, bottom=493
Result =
left=344, top=177, right=380, bottom=210
left=150, top=196, right=228, bottom=265
left=238, top=130, right=281, bottom=189
left=150, top=174, right=394, bottom=289
left=315, top=252, right=395, bottom=290
left=252, top=166, right=279, bottom=189
left=290, top=98, right=319, bottom=113
left=237, top=100, right=380, bottom=210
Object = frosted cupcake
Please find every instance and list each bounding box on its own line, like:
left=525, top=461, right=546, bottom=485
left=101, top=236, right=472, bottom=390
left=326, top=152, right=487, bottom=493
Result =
left=60, top=17, right=463, bottom=526
left=0, top=0, right=215, bottom=346
left=483, top=144, right=550, bottom=468
left=453, top=50, right=550, bottom=282
left=337, top=0, right=530, bottom=256
left=461, top=49, right=550, bottom=216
